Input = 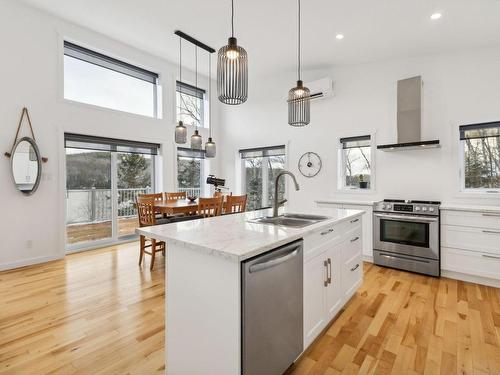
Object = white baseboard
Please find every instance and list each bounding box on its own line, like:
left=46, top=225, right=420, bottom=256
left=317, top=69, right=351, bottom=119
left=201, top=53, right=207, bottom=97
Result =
left=441, top=270, right=500, bottom=288
left=363, top=255, right=373, bottom=263
left=0, top=254, right=62, bottom=272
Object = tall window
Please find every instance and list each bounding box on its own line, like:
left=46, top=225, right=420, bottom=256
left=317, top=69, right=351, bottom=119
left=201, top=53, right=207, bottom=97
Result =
left=177, top=148, right=205, bottom=197
left=240, top=146, right=286, bottom=211
left=339, top=135, right=372, bottom=190
left=64, top=134, right=159, bottom=250
left=64, top=41, right=161, bottom=118
left=460, top=122, right=500, bottom=192
left=176, top=81, right=206, bottom=128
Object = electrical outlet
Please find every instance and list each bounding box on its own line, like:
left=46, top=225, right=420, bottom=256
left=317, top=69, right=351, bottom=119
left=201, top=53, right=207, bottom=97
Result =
left=25, top=240, right=33, bottom=249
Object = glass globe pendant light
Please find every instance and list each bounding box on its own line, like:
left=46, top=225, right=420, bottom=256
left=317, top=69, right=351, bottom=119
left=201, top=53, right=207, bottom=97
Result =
left=217, top=0, right=248, bottom=105
left=288, top=0, right=311, bottom=126
left=191, top=46, right=203, bottom=150
left=205, top=52, right=216, bottom=158
left=175, top=37, right=187, bottom=143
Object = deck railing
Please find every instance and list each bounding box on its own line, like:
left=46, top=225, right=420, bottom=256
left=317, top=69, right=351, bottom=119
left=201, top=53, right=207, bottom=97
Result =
left=66, top=187, right=151, bottom=224
left=67, top=187, right=203, bottom=225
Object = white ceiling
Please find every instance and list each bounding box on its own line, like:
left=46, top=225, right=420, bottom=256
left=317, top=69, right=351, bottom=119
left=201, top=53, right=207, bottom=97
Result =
left=18, top=0, right=500, bottom=77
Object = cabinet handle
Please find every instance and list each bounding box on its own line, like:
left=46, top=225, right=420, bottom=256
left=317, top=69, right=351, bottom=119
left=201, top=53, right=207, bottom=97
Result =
left=351, top=236, right=360, bottom=242
left=323, top=260, right=328, bottom=287
left=327, top=258, right=332, bottom=285
left=351, top=263, right=360, bottom=272
left=321, top=228, right=334, bottom=235
left=350, top=218, right=359, bottom=224
left=482, top=213, right=500, bottom=217
left=482, top=230, right=500, bottom=234
left=482, top=254, right=500, bottom=260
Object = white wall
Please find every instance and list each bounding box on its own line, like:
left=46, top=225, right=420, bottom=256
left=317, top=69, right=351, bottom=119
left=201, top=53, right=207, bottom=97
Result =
left=219, top=48, right=500, bottom=212
left=0, top=1, right=222, bottom=270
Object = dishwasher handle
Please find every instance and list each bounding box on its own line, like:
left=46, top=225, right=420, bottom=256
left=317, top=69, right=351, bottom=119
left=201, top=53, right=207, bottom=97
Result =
left=249, top=245, right=301, bottom=273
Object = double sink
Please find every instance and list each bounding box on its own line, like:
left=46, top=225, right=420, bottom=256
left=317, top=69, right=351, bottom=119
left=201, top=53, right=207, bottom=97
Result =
left=248, top=213, right=330, bottom=228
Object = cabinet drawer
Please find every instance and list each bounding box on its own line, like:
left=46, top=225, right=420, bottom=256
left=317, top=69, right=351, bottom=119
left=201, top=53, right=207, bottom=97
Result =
left=342, top=229, right=362, bottom=263
left=442, top=247, right=500, bottom=280
left=441, top=210, right=500, bottom=230
left=441, top=225, right=500, bottom=255
left=344, top=216, right=362, bottom=238
left=342, top=252, right=363, bottom=299
left=304, top=223, right=345, bottom=259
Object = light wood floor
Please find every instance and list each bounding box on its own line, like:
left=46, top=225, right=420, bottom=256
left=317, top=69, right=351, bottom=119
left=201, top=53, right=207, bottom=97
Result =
left=1, top=244, right=499, bottom=374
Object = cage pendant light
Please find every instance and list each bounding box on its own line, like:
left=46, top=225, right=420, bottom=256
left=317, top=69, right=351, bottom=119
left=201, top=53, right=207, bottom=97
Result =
left=191, top=46, right=203, bottom=150
left=205, top=53, right=216, bottom=158
left=175, top=37, right=187, bottom=143
left=217, top=0, right=248, bottom=105
left=288, top=0, right=311, bottom=126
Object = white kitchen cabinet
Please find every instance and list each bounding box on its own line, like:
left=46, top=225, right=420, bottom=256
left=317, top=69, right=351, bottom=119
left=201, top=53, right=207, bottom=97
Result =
left=303, top=251, right=328, bottom=347
left=316, top=201, right=373, bottom=261
left=303, top=221, right=363, bottom=348
left=441, top=206, right=500, bottom=284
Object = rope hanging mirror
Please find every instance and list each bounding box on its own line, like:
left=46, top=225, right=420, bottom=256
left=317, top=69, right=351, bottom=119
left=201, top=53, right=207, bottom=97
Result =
left=4, top=107, right=47, bottom=195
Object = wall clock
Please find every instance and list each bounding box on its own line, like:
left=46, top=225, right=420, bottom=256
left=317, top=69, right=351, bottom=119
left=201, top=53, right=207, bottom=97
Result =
left=298, top=152, right=322, bottom=178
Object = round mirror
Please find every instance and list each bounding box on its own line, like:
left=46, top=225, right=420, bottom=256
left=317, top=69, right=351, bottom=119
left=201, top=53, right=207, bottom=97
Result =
left=11, top=137, right=42, bottom=195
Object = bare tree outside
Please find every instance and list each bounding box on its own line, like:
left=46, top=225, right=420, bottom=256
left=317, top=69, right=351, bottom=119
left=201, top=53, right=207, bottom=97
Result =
left=464, top=133, right=500, bottom=189
left=176, top=90, right=203, bottom=127
left=344, top=146, right=371, bottom=188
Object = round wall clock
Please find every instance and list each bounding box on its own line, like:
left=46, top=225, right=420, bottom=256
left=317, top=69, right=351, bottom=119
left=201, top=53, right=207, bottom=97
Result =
left=298, top=152, right=322, bottom=178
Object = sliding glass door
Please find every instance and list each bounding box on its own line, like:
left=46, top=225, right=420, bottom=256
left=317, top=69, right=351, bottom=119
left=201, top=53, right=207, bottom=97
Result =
left=65, top=134, right=159, bottom=252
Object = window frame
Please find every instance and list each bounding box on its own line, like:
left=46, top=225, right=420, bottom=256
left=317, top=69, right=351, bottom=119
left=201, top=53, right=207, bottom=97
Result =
left=458, top=122, right=500, bottom=194
left=176, top=81, right=206, bottom=129
left=239, top=145, right=287, bottom=211
left=337, top=133, right=376, bottom=193
left=62, top=40, right=162, bottom=119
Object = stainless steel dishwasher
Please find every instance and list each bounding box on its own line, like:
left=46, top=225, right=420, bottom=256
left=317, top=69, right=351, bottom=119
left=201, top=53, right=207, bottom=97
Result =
left=241, top=239, right=303, bottom=375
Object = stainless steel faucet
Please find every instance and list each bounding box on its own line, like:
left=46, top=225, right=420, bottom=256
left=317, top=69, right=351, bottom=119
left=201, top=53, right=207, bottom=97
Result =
left=272, top=170, right=300, bottom=218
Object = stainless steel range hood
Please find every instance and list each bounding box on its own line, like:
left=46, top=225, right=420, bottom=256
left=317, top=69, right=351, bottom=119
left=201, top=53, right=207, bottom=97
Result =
left=377, top=76, right=440, bottom=151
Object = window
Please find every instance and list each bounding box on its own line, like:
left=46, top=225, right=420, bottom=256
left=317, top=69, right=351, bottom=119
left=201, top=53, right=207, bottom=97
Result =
left=177, top=148, right=205, bottom=197
left=339, top=135, right=372, bottom=190
left=460, top=122, right=500, bottom=192
left=176, top=81, right=206, bottom=128
left=64, top=41, right=161, bottom=118
left=240, top=146, right=286, bottom=211
left=64, top=133, right=159, bottom=250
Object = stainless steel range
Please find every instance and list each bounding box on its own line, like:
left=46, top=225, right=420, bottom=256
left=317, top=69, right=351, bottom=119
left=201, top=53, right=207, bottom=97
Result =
left=373, top=199, right=440, bottom=277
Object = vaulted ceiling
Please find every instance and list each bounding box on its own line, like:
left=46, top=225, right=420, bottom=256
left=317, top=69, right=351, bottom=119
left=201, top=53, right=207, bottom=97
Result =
left=19, top=0, right=500, bottom=76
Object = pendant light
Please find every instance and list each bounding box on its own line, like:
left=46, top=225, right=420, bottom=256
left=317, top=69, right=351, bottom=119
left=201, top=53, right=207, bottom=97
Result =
left=288, top=0, right=310, bottom=126
left=205, top=52, right=216, bottom=158
left=191, top=46, right=203, bottom=150
left=175, top=37, right=187, bottom=143
left=217, top=0, right=248, bottom=105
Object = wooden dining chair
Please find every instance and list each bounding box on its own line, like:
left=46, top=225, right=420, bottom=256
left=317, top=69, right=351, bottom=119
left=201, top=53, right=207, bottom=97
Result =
left=224, top=194, right=247, bottom=214
left=138, top=192, right=165, bottom=218
left=166, top=192, right=187, bottom=201
left=197, top=197, right=223, bottom=218
left=136, top=196, right=166, bottom=271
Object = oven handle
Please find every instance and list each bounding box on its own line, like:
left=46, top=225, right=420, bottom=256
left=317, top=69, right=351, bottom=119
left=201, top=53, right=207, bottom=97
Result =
left=374, top=213, right=438, bottom=223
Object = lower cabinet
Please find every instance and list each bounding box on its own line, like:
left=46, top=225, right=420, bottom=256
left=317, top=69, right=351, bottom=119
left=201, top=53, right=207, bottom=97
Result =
left=303, top=226, right=362, bottom=348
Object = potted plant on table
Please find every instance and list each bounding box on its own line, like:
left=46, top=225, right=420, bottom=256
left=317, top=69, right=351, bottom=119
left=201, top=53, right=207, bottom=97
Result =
left=358, top=174, right=368, bottom=189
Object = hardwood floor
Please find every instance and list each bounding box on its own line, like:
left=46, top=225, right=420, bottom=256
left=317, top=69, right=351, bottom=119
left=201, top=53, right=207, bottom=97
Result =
left=0, top=242, right=164, bottom=374
left=1, top=244, right=499, bottom=374
left=289, top=262, right=500, bottom=375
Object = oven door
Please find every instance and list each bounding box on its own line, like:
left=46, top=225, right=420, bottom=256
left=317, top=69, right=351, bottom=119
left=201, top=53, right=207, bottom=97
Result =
left=373, top=212, right=439, bottom=260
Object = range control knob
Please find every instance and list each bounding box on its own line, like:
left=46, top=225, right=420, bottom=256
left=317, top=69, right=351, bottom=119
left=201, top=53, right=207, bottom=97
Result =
left=422, top=207, right=428, bottom=212
left=415, top=206, right=421, bottom=211
left=429, top=207, right=435, bottom=212
left=386, top=204, right=392, bottom=209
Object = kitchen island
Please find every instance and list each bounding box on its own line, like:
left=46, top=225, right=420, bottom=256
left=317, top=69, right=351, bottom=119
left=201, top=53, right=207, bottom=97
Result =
left=136, top=207, right=364, bottom=375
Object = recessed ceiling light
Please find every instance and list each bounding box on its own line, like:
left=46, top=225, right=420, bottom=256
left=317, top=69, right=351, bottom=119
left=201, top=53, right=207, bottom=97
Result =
left=336, top=34, right=344, bottom=40
left=430, top=12, right=442, bottom=20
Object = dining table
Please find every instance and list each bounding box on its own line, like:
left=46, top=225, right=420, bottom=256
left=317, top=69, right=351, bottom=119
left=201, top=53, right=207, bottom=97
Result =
left=155, top=198, right=199, bottom=216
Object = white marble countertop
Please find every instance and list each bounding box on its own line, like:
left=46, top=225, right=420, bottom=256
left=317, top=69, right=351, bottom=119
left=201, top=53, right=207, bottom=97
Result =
left=440, top=203, right=500, bottom=213
left=136, top=208, right=364, bottom=262
left=316, top=199, right=376, bottom=206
